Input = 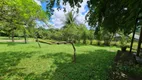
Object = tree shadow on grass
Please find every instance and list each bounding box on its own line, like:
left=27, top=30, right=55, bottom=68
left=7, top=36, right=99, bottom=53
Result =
left=35, top=50, right=116, bottom=80
left=0, top=51, right=37, bottom=79
left=0, top=50, right=117, bottom=80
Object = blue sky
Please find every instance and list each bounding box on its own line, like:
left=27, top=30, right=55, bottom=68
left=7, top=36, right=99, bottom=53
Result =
left=41, top=2, right=47, bottom=11
left=35, top=0, right=90, bottom=29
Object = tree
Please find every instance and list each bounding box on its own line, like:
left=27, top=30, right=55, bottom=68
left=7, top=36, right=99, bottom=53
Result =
left=62, top=24, right=78, bottom=41
left=78, top=24, right=88, bottom=44
left=102, top=29, right=114, bottom=46
left=46, top=0, right=142, bottom=36
left=62, top=11, right=78, bottom=41
left=95, top=27, right=103, bottom=45
left=0, top=0, right=48, bottom=42
left=88, top=29, right=94, bottom=45
left=18, top=0, right=48, bottom=43
left=62, top=11, right=78, bottom=62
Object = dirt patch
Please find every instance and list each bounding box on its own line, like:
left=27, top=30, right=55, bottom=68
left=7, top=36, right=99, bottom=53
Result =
left=110, top=50, right=142, bottom=80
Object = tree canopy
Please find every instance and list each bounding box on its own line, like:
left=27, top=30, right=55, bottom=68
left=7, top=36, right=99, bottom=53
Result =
left=0, top=0, right=48, bottom=42
left=46, top=0, right=142, bottom=34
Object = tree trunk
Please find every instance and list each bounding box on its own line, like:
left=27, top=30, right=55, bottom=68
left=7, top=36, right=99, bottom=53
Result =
left=36, top=37, right=41, bottom=48
left=71, top=42, right=76, bottom=63
left=11, top=30, right=14, bottom=42
left=9, top=35, right=11, bottom=39
left=104, top=40, right=110, bottom=46
left=130, top=19, right=138, bottom=53
left=78, top=39, right=80, bottom=44
left=137, top=27, right=142, bottom=56
left=90, top=39, right=93, bottom=45
left=24, top=29, right=27, bottom=44
left=97, top=40, right=101, bottom=45
left=83, top=38, right=86, bottom=44
left=130, top=8, right=141, bottom=53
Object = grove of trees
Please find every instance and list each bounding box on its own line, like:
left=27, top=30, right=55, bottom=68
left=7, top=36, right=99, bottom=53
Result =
left=1, top=0, right=142, bottom=46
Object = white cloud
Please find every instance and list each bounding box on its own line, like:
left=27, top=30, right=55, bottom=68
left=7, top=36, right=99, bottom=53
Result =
left=50, top=0, right=90, bottom=28
left=79, top=0, right=88, bottom=14
left=34, top=0, right=41, bottom=6
left=50, top=9, right=66, bottom=28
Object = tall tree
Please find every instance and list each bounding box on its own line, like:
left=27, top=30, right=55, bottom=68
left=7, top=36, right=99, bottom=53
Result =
left=62, top=11, right=78, bottom=62
left=79, top=24, right=88, bottom=44
left=88, top=29, right=94, bottom=45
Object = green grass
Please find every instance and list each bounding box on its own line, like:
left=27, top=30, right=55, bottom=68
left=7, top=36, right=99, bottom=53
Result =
left=0, top=42, right=119, bottom=80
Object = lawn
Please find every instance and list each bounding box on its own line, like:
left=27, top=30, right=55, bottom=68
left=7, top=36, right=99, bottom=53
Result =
left=0, top=42, right=119, bottom=80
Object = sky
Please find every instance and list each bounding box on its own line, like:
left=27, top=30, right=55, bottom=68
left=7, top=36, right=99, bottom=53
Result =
left=34, top=0, right=90, bottom=29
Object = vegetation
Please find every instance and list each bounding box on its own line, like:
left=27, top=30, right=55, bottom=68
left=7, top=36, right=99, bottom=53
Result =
left=0, top=0, right=48, bottom=43
left=0, top=42, right=119, bottom=80
left=0, top=0, right=142, bottom=79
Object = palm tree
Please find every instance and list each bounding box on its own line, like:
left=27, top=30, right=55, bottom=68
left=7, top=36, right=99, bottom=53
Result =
left=63, top=11, right=77, bottom=28
left=63, top=11, right=78, bottom=63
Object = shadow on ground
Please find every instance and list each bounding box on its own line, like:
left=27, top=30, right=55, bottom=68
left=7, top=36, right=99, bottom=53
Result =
left=0, top=50, right=116, bottom=80
left=36, top=50, right=116, bottom=80
left=0, top=51, right=37, bottom=79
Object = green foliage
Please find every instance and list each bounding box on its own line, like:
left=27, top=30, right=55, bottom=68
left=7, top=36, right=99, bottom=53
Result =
left=64, top=12, right=76, bottom=26
left=62, top=24, right=77, bottom=41
left=87, top=0, right=142, bottom=34
left=61, top=11, right=91, bottom=44
left=102, top=29, right=114, bottom=46
left=33, top=24, right=92, bottom=45
left=95, top=27, right=114, bottom=46
left=88, top=29, right=94, bottom=40
left=119, top=31, right=130, bottom=47
left=0, top=0, right=48, bottom=41
left=79, top=24, right=89, bottom=44
left=46, top=0, right=142, bottom=35
left=49, top=29, right=63, bottom=40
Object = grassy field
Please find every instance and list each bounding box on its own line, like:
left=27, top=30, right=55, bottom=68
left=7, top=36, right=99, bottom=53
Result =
left=0, top=42, right=119, bottom=80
